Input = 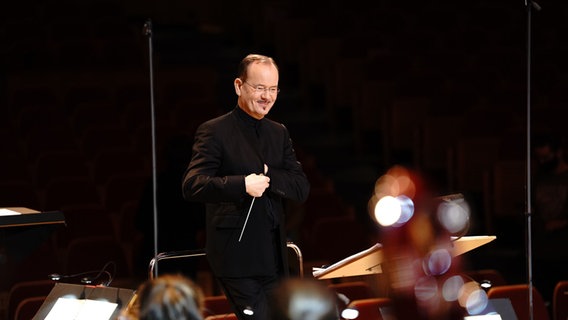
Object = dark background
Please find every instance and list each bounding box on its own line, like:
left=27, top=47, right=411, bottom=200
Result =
left=1, top=0, right=567, bottom=312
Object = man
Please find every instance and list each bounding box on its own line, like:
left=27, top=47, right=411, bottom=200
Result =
left=182, top=53, right=310, bottom=319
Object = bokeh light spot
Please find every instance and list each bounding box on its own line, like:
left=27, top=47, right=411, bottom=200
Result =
left=394, top=195, right=414, bottom=226
left=424, top=248, right=452, bottom=276
left=464, top=287, right=489, bottom=315
left=442, top=275, right=465, bottom=302
left=437, top=199, right=470, bottom=235
left=374, top=195, right=401, bottom=226
left=414, top=276, right=439, bottom=303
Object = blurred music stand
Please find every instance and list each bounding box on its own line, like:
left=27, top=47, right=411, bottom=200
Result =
left=313, top=235, right=496, bottom=280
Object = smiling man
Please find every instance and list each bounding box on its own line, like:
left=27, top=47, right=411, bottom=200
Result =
left=182, top=54, right=310, bottom=320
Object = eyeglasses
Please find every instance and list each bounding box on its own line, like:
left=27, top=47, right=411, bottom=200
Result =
left=243, top=81, right=280, bottom=95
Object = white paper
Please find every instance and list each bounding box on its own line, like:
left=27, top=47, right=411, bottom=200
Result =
left=0, top=208, right=22, bottom=216
left=45, top=297, right=118, bottom=320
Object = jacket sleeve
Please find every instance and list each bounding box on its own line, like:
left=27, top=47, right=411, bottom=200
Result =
left=182, top=122, right=246, bottom=203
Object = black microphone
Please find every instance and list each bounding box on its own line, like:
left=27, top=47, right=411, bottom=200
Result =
left=143, top=19, right=152, bottom=37
left=48, top=272, right=88, bottom=282
left=48, top=273, right=64, bottom=281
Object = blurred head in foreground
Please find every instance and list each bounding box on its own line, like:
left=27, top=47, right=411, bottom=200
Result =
left=269, top=278, right=339, bottom=320
left=126, top=273, right=205, bottom=320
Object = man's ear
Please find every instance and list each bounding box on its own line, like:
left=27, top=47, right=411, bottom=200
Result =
left=234, top=78, right=242, bottom=96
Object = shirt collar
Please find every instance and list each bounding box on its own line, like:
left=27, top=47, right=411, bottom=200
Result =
left=235, top=106, right=262, bottom=130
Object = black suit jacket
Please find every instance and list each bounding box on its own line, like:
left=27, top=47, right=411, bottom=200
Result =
left=182, top=107, right=310, bottom=277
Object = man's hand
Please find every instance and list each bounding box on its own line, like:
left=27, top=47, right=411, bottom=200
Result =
left=245, top=173, right=270, bottom=197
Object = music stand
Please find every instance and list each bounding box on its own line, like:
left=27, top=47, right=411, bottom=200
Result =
left=313, top=235, right=496, bottom=280
left=0, top=207, right=65, bottom=228
left=32, top=282, right=135, bottom=320
left=0, top=207, right=66, bottom=291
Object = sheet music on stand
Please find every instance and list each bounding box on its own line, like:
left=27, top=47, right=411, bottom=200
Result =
left=33, top=282, right=135, bottom=320
left=44, top=298, right=118, bottom=320
left=312, top=235, right=496, bottom=280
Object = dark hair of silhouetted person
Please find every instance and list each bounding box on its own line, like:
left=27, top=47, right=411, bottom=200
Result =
left=135, top=274, right=204, bottom=320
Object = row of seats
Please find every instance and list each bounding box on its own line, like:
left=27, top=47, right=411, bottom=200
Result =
left=7, top=279, right=373, bottom=320
left=6, top=281, right=231, bottom=320
left=330, top=277, right=566, bottom=320
left=9, top=274, right=568, bottom=320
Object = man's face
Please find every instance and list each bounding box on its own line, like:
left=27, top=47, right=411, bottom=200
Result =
left=234, top=62, right=279, bottom=120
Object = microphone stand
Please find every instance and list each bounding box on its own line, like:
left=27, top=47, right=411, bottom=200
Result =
left=524, top=1, right=540, bottom=319
left=143, top=18, right=160, bottom=279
